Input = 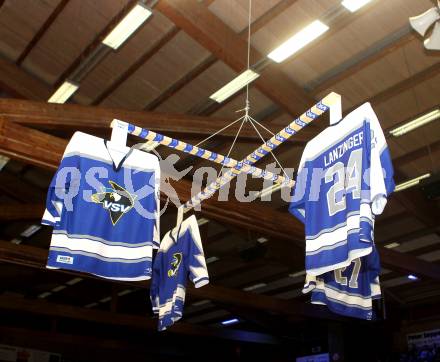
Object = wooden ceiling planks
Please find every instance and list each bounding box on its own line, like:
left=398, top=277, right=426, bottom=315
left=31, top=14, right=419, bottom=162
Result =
left=100, top=30, right=211, bottom=110
left=156, top=0, right=314, bottom=116
left=146, top=0, right=297, bottom=117
left=53, top=0, right=139, bottom=88
left=153, top=60, right=237, bottom=114
left=76, top=10, right=175, bottom=106
left=271, top=0, right=433, bottom=87
left=20, top=0, right=126, bottom=85
left=15, top=0, right=70, bottom=65
left=145, top=55, right=217, bottom=110
left=0, top=0, right=60, bottom=61
left=91, top=26, right=180, bottom=106
left=208, top=0, right=284, bottom=34
left=0, top=0, right=438, bottom=320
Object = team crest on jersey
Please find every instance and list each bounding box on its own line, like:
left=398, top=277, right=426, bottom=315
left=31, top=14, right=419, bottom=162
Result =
left=167, top=252, right=183, bottom=277
left=91, top=181, right=137, bottom=225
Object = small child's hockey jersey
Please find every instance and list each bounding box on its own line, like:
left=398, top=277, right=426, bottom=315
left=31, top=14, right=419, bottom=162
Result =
left=150, top=215, right=209, bottom=331
left=303, top=245, right=381, bottom=320
left=42, top=131, right=160, bottom=281
left=289, top=102, right=394, bottom=276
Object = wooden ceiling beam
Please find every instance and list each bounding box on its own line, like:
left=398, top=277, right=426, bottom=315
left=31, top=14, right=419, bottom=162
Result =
left=0, top=171, right=45, bottom=203
left=16, top=0, right=70, bottom=65
left=0, top=56, right=52, bottom=100
left=0, top=241, right=325, bottom=320
left=0, top=97, right=315, bottom=141
left=0, top=204, right=45, bottom=221
left=2, top=121, right=439, bottom=282
left=156, top=0, right=314, bottom=116
left=0, top=295, right=280, bottom=344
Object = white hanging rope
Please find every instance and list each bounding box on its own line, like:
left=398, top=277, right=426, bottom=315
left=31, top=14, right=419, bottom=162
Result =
left=247, top=116, right=290, bottom=179
left=216, top=115, right=247, bottom=177
left=194, top=117, right=243, bottom=147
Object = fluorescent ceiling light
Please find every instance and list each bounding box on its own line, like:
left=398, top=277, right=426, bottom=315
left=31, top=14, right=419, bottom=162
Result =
left=221, top=318, right=240, bottom=326
left=21, top=225, right=41, bottom=238
left=66, top=277, right=83, bottom=286
left=255, top=183, right=284, bottom=199
left=384, top=242, right=400, bottom=249
left=395, top=173, right=431, bottom=192
left=102, top=2, right=152, bottom=50
left=192, top=299, right=211, bottom=307
left=48, top=80, right=79, bottom=104
left=390, top=108, right=440, bottom=137
left=52, top=285, right=67, bottom=293
left=0, top=155, right=9, bottom=171
left=243, top=283, right=267, bottom=291
left=206, top=256, right=220, bottom=264
left=210, top=69, right=260, bottom=103
left=38, top=292, right=52, bottom=299
left=407, top=274, right=419, bottom=281
left=99, top=296, right=112, bottom=303
left=257, top=237, right=268, bottom=244
left=289, top=270, right=306, bottom=278
left=268, top=20, right=329, bottom=63
left=85, top=302, right=98, bottom=309
left=341, top=0, right=373, bottom=12
left=197, top=218, right=210, bottom=226
left=117, top=289, right=133, bottom=297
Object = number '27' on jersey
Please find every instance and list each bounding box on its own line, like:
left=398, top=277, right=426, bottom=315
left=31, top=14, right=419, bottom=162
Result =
left=289, top=103, right=394, bottom=276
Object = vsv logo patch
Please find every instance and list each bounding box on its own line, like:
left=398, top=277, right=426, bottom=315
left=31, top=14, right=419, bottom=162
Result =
left=91, top=181, right=136, bottom=225
left=167, top=252, right=183, bottom=277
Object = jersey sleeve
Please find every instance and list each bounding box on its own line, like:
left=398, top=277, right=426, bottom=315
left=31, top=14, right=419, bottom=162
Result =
left=41, top=133, right=81, bottom=226
left=187, top=216, right=209, bottom=288
left=365, top=103, right=395, bottom=215
left=152, top=161, right=161, bottom=249
left=150, top=249, right=162, bottom=314
left=288, top=149, right=310, bottom=224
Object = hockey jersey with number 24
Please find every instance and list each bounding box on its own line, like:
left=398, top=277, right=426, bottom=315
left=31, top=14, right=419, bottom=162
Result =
left=289, top=102, right=394, bottom=276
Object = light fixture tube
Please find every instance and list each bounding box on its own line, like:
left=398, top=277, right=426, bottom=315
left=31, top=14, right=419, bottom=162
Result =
left=210, top=69, right=260, bottom=103
left=221, top=318, right=240, bottom=326
left=394, top=173, right=431, bottom=192
left=48, top=80, right=79, bottom=104
left=390, top=109, right=440, bottom=137
left=267, top=20, right=329, bottom=63
left=384, top=242, right=400, bottom=249
left=243, top=283, right=267, bottom=291
left=341, top=0, right=373, bottom=13
left=102, top=2, right=153, bottom=50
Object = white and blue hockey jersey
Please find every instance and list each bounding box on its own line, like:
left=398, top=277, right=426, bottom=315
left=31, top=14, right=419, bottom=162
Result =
left=289, top=102, right=394, bottom=276
left=150, top=215, right=209, bottom=331
left=42, top=131, right=160, bottom=281
left=303, top=245, right=382, bottom=320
